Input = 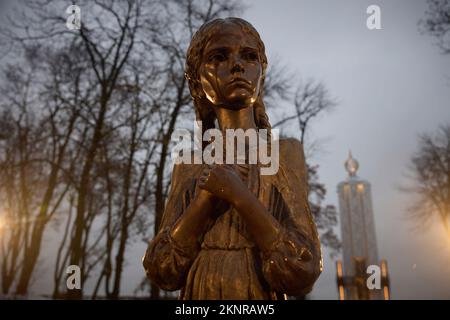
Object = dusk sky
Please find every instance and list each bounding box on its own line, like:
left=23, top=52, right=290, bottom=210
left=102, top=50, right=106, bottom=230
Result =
left=23, top=0, right=450, bottom=299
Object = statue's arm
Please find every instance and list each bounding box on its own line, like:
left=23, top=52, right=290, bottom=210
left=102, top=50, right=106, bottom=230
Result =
left=258, top=139, right=322, bottom=296
left=142, top=163, right=217, bottom=291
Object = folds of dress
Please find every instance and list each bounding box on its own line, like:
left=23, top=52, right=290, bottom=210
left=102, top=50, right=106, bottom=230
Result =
left=143, top=138, right=323, bottom=299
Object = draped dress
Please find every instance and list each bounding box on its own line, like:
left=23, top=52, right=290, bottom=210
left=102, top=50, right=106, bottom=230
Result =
left=143, top=138, right=322, bottom=299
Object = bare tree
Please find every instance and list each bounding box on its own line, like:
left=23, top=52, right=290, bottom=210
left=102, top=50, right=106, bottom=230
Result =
left=1, top=0, right=161, bottom=298
left=272, top=80, right=336, bottom=143
left=88, top=67, right=159, bottom=300
left=420, top=0, right=450, bottom=54
left=0, top=43, right=84, bottom=296
left=403, top=124, right=450, bottom=233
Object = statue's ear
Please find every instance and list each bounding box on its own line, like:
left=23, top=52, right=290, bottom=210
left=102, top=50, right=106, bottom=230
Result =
left=193, top=79, right=205, bottom=100
left=258, top=74, right=266, bottom=97
left=186, top=73, right=204, bottom=101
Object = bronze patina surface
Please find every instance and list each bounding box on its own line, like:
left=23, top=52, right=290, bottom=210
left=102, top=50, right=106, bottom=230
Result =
left=143, top=17, right=322, bottom=300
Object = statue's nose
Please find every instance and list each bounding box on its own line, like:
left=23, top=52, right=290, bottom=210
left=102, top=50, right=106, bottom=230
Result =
left=231, top=57, right=244, bottom=74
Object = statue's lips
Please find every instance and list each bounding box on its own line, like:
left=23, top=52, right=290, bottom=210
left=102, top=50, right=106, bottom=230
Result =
left=228, top=78, right=252, bottom=88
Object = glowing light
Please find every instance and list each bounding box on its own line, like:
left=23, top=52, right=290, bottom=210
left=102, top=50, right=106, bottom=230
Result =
left=383, top=286, right=390, bottom=300
left=380, top=260, right=390, bottom=300
left=336, top=260, right=345, bottom=300
left=338, top=285, right=345, bottom=300
left=343, top=184, right=350, bottom=193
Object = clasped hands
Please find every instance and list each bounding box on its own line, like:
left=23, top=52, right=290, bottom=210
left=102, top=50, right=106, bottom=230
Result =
left=197, top=164, right=249, bottom=207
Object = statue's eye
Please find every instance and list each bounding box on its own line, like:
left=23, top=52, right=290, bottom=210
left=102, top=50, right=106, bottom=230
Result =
left=209, top=53, right=226, bottom=62
left=243, top=51, right=258, bottom=61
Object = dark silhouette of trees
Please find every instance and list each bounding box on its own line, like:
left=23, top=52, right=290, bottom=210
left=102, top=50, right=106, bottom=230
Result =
left=413, top=1, right=450, bottom=234
left=420, top=0, right=450, bottom=54
left=403, top=124, right=450, bottom=233
left=1, top=0, right=162, bottom=298
left=0, top=43, right=86, bottom=296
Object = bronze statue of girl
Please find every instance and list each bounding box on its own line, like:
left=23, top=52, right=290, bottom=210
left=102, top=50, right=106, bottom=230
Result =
left=143, top=17, right=322, bottom=300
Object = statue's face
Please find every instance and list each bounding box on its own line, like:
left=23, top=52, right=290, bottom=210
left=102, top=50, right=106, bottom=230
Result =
left=199, top=23, right=263, bottom=110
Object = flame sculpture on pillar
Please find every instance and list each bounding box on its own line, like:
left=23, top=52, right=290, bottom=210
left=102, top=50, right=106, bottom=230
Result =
left=336, top=152, right=390, bottom=300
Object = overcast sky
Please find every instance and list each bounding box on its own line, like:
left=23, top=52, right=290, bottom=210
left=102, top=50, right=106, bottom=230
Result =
left=26, top=0, right=450, bottom=299
left=241, top=0, right=450, bottom=299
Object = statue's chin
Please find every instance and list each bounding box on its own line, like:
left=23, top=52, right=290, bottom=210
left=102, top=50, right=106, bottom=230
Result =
left=217, top=100, right=253, bottom=111
left=218, top=92, right=255, bottom=110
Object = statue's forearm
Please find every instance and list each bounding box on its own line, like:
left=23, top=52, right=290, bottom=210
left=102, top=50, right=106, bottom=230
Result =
left=170, top=190, right=217, bottom=250
left=230, top=185, right=282, bottom=253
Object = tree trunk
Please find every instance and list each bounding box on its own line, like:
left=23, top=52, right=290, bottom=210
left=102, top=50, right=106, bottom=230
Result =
left=68, top=97, right=108, bottom=299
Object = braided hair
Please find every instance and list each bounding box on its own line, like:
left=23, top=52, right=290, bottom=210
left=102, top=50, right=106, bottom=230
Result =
left=185, top=17, right=271, bottom=149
